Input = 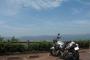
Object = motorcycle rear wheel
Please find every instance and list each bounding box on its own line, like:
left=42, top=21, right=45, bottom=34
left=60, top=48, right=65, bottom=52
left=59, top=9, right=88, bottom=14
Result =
left=64, top=52, right=79, bottom=60
left=64, top=55, right=74, bottom=60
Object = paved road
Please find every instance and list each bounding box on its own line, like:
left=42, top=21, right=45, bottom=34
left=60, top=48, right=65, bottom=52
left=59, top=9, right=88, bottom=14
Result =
left=0, top=49, right=90, bottom=60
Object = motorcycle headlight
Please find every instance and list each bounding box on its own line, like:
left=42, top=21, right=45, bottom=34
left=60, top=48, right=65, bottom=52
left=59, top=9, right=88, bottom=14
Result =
left=74, top=47, right=79, bottom=50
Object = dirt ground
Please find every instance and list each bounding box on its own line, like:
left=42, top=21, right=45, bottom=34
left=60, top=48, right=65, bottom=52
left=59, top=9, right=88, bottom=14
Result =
left=0, top=49, right=90, bottom=60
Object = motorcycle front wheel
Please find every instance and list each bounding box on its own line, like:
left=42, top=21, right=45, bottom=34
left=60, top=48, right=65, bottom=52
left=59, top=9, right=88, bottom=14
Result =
left=64, top=52, right=79, bottom=60
left=50, top=49, right=59, bottom=56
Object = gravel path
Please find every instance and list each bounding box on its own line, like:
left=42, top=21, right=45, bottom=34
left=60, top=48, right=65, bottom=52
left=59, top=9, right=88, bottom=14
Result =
left=0, top=49, right=90, bottom=60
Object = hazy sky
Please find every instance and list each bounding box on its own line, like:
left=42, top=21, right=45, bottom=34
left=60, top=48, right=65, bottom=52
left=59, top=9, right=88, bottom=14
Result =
left=0, top=0, right=90, bottom=36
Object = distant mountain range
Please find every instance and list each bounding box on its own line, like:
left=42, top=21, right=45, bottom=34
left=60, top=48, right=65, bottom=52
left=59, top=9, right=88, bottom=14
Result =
left=17, top=34, right=90, bottom=41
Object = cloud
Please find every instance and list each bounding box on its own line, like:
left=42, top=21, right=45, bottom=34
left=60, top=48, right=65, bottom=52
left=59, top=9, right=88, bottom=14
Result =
left=0, top=20, right=32, bottom=36
left=0, top=23, right=32, bottom=36
left=0, top=0, right=22, bottom=16
left=77, top=0, right=90, bottom=5
left=20, top=0, right=64, bottom=10
left=0, top=0, right=65, bottom=16
left=0, top=21, right=6, bottom=25
left=71, top=20, right=90, bottom=25
left=71, top=8, right=82, bottom=15
left=72, top=9, right=80, bottom=15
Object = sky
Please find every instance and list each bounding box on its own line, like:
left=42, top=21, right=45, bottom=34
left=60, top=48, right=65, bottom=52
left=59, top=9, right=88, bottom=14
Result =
left=0, top=0, right=90, bottom=37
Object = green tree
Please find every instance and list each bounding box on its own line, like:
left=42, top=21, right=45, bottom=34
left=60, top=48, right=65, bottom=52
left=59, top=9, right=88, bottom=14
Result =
left=10, top=36, right=19, bottom=42
left=0, top=35, right=4, bottom=42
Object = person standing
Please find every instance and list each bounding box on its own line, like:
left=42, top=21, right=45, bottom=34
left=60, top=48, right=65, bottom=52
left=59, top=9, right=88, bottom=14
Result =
left=56, top=33, right=61, bottom=41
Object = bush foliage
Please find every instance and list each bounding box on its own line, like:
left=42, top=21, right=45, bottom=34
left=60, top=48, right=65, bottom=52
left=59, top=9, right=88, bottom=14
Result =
left=0, top=36, right=90, bottom=55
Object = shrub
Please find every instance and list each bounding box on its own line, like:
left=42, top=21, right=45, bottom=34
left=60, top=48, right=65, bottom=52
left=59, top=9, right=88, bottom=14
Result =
left=75, top=40, right=90, bottom=48
left=0, top=35, right=90, bottom=55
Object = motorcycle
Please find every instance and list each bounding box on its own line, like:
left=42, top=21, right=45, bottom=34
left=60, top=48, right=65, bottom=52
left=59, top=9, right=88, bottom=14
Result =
left=63, top=42, right=79, bottom=60
left=50, top=40, right=64, bottom=57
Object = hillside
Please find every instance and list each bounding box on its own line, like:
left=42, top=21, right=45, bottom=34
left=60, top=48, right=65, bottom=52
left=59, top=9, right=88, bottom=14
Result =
left=18, top=34, right=90, bottom=41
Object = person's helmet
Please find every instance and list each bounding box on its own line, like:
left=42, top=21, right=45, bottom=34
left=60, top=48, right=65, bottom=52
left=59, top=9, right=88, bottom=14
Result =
left=58, top=33, right=60, bottom=36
